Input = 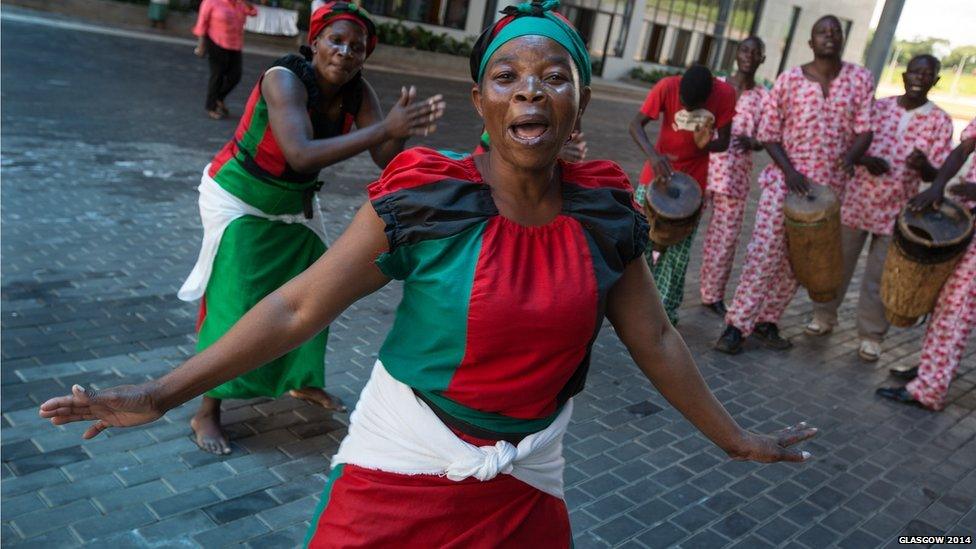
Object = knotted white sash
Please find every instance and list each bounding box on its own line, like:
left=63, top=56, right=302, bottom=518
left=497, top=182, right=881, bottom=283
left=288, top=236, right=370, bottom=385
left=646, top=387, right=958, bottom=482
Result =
left=177, top=164, right=328, bottom=302
left=332, top=360, right=572, bottom=499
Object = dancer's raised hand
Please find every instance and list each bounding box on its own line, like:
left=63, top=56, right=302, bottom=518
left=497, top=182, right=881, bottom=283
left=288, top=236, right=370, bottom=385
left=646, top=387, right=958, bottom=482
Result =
left=384, top=86, right=446, bottom=139
left=39, top=383, right=163, bottom=440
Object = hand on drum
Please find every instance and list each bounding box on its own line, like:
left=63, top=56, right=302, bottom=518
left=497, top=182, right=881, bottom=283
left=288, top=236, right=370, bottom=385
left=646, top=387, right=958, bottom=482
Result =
left=650, top=153, right=674, bottom=188
left=727, top=422, right=818, bottom=463
left=384, top=86, right=446, bottom=139
left=857, top=155, right=890, bottom=176
left=908, top=185, right=945, bottom=212
left=784, top=169, right=811, bottom=196
left=39, top=383, right=164, bottom=440
left=949, top=182, right=976, bottom=202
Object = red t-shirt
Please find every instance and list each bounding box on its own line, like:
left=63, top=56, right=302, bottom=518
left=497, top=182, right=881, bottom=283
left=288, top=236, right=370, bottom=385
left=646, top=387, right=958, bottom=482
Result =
left=638, top=76, right=736, bottom=188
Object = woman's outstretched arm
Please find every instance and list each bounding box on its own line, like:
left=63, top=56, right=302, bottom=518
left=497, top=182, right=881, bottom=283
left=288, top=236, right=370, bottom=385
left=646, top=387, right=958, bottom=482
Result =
left=39, top=202, right=391, bottom=438
left=606, top=258, right=817, bottom=463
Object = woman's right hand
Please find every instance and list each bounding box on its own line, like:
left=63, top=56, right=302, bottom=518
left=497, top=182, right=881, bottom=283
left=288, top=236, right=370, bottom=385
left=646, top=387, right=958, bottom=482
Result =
left=383, top=86, right=446, bottom=140
left=784, top=169, right=811, bottom=196
left=908, top=185, right=945, bottom=211
left=39, top=383, right=164, bottom=440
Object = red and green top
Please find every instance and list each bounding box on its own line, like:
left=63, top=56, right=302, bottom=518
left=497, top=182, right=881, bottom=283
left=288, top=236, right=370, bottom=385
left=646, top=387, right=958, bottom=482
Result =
left=369, top=148, right=649, bottom=441
left=207, top=55, right=358, bottom=215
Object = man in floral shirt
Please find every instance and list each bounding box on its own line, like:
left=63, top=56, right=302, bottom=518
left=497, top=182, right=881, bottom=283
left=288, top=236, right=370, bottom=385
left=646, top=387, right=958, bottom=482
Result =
left=808, top=55, right=953, bottom=362
left=699, top=37, right=768, bottom=317
left=715, top=15, right=875, bottom=354
left=878, top=117, right=976, bottom=410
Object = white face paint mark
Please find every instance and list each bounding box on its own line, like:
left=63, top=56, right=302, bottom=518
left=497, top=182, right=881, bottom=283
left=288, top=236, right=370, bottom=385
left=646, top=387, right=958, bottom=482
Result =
left=333, top=43, right=349, bottom=56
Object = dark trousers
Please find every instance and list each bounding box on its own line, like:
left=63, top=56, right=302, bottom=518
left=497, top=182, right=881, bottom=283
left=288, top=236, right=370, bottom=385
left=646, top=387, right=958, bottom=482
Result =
left=205, top=37, right=242, bottom=111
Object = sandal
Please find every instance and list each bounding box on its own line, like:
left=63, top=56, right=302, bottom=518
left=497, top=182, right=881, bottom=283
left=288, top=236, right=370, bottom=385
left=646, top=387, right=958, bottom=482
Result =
left=804, top=319, right=832, bottom=336
left=207, top=109, right=224, bottom=120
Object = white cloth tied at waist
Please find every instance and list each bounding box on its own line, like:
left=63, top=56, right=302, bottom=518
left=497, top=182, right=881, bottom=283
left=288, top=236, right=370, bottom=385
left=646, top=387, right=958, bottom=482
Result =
left=333, top=360, right=573, bottom=499
left=177, top=164, right=327, bottom=302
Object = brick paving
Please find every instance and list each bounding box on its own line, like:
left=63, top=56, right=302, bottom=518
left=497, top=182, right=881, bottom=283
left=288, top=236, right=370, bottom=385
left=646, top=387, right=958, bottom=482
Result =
left=2, top=8, right=975, bottom=548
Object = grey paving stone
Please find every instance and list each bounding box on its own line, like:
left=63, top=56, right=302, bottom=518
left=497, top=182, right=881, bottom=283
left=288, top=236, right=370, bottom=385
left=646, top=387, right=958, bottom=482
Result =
left=193, top=516, right=271, bottom=547
left=11, top=498, right=97, bottom=538
left=681, top=529, right=729, bottom=549
left=3, top=525, right=81, bottom=547
left=257, top=495, right=317, bottom=530
left=592, top=515, right=644, bottom=545
left=213, top=469, right=282, bottom=500
left=39, top=472, right=122, bottom=507
left=204, top=491, right=279, bottom=525
left=0, top=492, right=47, bottom=519
left=162, top=462, right=235, bottom=493
left=710, top=511, right=758, bottom=539
left=93, top=479, right=174, bottom=512
left=115, top=457, right=189, bottom=487
left=71, top=505, right=157, bottom=542
left=149, top=486, right=223, bottom=519
left=136, top=509, right=216, bottom=542
left=0, top=468, right=67, bottom=497
left=245, top=522, right=309, bottom=548
left=637, top=522, right=686, bottom=547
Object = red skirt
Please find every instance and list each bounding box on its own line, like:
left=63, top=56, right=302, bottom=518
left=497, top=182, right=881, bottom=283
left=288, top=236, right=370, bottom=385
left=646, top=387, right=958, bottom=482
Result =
left=305, top=463, right=571, bottom=548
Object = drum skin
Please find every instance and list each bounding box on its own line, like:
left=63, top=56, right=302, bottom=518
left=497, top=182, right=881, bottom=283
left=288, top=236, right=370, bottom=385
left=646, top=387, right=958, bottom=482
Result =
left=643, top=172, right=702, bottom=248
left=881, top=200, right=974, bottom=327
left=784, top=185, right=843, bottom=303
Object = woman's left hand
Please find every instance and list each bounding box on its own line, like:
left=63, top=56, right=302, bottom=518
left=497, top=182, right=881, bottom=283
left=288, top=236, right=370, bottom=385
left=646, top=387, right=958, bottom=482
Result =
left=726, top=422, right=817, bottom=463
left=949, top=182, right=976, bottom=202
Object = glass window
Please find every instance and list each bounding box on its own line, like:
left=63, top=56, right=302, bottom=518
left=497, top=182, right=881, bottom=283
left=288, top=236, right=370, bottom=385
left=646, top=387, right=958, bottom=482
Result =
left=720, top=38, right=738, bottom=70
left=360, top=0, right=469, bottom=29
left=669, top=28, right=692, bottom=65
left=696, top=34, right=715, bottom=65
left=644, top=22, right=667, bottom=61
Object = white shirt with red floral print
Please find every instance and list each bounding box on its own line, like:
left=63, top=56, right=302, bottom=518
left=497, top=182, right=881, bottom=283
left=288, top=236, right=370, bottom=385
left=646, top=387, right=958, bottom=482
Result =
left=707, top=83, right=768, bottom=198
left=841, top=97, right=954, bottom=235
left=757, top=63, right=875, bottom=193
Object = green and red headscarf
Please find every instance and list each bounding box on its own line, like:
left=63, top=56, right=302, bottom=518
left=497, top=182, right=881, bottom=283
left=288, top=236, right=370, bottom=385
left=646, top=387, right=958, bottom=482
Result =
left=470, top=0, right=591, bottom=85
left=308, top=1, right=378, bottom=56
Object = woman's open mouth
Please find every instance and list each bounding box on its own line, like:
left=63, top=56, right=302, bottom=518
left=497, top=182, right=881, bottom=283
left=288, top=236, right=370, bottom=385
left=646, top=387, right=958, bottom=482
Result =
left=508, top=115, right=551, bottom=146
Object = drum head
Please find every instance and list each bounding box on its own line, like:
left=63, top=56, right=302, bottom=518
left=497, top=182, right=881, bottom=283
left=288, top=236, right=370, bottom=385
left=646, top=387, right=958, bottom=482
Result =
left=784, top=184, right=839, bottom=223
left=898, top=198, right=975, bottom=248
left=647, top=171, right=702, bottom=220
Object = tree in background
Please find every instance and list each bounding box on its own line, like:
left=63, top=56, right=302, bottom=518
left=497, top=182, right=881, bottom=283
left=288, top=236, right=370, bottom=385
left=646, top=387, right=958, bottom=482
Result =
left=893, top=36, right=950, bottom=64
left=944, top=45, right=976, bottom=68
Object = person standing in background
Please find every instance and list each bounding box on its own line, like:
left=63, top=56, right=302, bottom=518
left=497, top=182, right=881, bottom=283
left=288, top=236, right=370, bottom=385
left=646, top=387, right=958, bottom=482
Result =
left=193, top=0, right=258, bottom=119
left=148, top=0, right=169, bottom=29
left=807, top=54, right=953, bottom=362
left=629, top=65, right=735, bottom=326
left=699, top=37, right=767, bottom=317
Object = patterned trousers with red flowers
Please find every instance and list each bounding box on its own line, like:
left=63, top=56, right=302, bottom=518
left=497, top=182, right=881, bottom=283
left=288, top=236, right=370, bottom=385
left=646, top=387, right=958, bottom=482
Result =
left=725, top=181, right=799, bottom=335
left=906, top=238, right=976, bottom=410
left=700, top=192, right=749, bottom=305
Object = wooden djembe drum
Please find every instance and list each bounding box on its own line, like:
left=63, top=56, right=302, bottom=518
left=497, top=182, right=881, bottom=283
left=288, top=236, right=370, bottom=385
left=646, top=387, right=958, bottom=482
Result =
left=784, top=184, right=843, bottom=303
left=643, top=171, right=702, bottom=249
left=881, top=199, right=974, bottom=327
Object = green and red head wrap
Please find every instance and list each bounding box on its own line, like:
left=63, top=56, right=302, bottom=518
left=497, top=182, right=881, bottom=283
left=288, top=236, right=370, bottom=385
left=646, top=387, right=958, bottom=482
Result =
left=308, top=1, right=378, bottom=56
left=470, top=0, right=591, bottom=85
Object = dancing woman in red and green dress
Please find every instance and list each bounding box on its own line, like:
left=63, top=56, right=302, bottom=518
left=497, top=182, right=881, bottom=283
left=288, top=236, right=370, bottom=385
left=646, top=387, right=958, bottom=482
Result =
left=175, top=1, right=446, bottom=454
left=40, top=1, right=816, bottom=544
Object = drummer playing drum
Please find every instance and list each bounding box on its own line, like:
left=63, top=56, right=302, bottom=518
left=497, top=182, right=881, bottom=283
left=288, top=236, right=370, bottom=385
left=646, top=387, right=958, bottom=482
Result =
left=807, top=55, right=954, bottom=362
left=877, top=117, right=976, bottom=410
left=629, top=65, right=735, bottom=326
left=714, top=15, right=876, bottom=355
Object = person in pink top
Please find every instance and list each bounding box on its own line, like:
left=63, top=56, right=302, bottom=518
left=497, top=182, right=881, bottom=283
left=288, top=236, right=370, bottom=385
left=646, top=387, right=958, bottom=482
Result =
left=808, top=55, right=953, bottom=362
left=714, top=15, right=875, bottom=355
left=877, top=117, right=976, bottom=410
left=193, top=0, right=258, bottom=119
left=699, top=37, right=768, bottom=317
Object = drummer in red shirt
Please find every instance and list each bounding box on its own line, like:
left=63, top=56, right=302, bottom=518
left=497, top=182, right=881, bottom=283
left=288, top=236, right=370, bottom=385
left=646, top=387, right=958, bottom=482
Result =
left=630, top=65, right=735, bottom=325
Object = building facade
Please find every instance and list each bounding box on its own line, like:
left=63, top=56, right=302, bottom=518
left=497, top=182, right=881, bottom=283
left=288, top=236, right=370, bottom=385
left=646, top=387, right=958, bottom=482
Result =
left=364, top=0, right=876, bottom=82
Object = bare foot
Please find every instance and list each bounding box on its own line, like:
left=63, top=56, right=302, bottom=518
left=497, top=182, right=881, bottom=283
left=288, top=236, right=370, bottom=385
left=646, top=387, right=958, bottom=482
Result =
left=190, top=397, right=230, bottom=454
left=289, top=388, right=347, bottom=412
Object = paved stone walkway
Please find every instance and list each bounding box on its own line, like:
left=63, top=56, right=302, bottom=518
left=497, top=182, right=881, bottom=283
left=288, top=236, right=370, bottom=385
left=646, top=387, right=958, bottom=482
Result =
left=2, top=8, right=974, bottom=548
